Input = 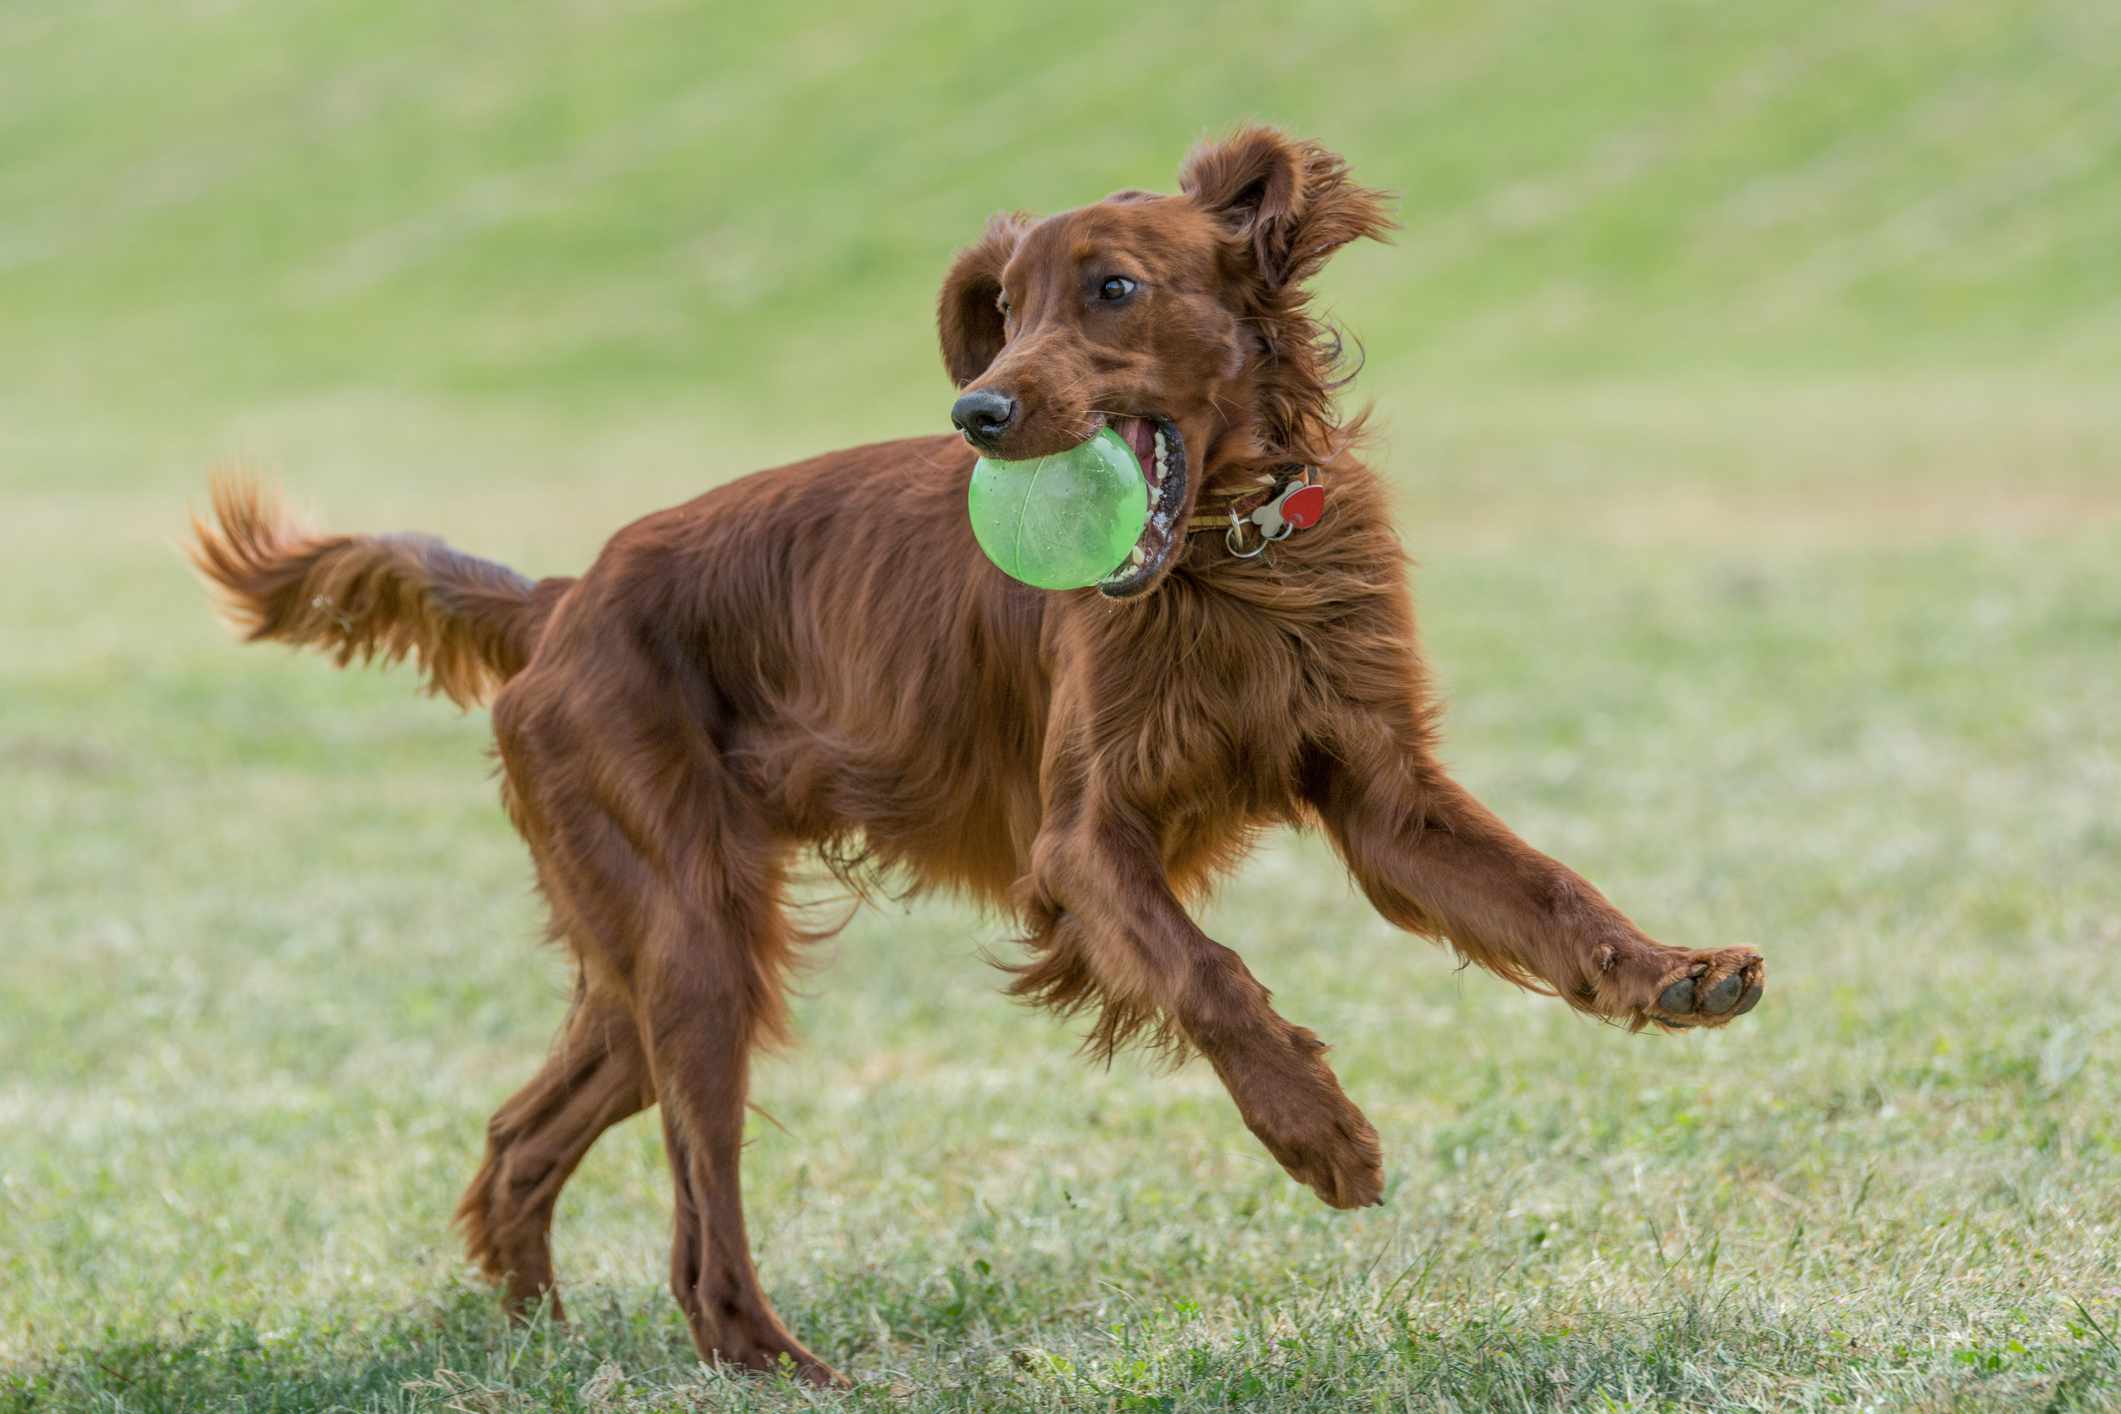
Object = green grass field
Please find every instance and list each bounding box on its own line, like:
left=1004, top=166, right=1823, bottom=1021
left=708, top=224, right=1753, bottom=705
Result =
left=5, top=1, right=2120, bottom=1408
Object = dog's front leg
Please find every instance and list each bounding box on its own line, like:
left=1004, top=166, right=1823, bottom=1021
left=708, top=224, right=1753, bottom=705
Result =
left=1015, top=797, right=1384, bottom=1209
left=1307, top=727, right=1765, bottom=1030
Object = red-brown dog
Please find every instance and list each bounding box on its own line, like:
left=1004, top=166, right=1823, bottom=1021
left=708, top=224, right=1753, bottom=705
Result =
left=192, top=126, right=1764, bottom=1385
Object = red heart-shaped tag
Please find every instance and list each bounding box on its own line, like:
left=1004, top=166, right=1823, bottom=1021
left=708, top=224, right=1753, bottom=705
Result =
left=1279, top=483, right=1326, bottom=530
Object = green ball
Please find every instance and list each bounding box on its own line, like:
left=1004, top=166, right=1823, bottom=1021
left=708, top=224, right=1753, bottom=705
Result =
left=967, top=427, right=1149, bottom=590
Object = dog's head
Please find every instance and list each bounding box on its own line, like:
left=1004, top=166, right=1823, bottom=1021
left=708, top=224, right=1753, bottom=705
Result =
left=938, top=126, right=1393, bottom=597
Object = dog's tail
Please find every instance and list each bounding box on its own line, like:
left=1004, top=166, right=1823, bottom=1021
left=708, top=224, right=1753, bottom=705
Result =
left=188, top=476, right=570, bottom=708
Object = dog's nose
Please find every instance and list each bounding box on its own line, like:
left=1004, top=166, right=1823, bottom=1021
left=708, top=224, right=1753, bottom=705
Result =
left=950, top=390, right=1018, bottom=447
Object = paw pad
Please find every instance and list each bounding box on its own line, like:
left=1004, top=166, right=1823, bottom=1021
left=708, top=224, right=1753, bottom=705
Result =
left=1658, top=977, right=1696, bottom=1013
left=1647, top=952, right=1763, bottom=1030
left=1699, top=973, right=1745, bottom=1014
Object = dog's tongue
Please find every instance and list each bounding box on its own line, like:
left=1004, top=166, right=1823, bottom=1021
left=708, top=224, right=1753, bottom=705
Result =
left=1112, top=416, right=1157, bottom=480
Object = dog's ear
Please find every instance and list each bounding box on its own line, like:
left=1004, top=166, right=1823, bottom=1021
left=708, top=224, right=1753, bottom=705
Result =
left=1180, top=127, right=1393, bottom=289
left=937, top=213, right=1032, bottom=387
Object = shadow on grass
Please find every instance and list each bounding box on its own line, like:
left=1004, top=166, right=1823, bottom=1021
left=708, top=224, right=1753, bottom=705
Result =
left=6, top=1281, right=2119, bottom=1412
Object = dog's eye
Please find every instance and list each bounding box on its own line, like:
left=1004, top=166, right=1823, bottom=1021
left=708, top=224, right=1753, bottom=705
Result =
left=995, top=292, right=1012, bottom=318
left=1098, top=276, right=1137, bottom=302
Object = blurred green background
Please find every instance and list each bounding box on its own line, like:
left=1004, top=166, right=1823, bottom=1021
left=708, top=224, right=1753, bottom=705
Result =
left=7, top=0, right=2119, bottom=502
left=4, top=1, right=2119, bottom=1409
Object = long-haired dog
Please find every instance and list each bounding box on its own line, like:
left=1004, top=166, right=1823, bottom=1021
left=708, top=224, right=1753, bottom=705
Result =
left=192, top=127, right=1764, bottom=1384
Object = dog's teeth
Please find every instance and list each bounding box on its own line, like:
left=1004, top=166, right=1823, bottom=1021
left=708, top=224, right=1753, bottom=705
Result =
left=1128, top=545, right=1145, bottom=567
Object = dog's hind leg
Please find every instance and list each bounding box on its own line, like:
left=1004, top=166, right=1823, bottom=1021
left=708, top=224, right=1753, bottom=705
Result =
left=484, top=641, right=836, bottom=1381
left=629, top=850, right=844, bottom=1387
left=456, top=986, right=651, bottom=1319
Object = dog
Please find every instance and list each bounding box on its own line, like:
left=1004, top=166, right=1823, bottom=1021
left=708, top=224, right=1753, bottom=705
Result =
left=190, top=127, right=1765, bottom=1385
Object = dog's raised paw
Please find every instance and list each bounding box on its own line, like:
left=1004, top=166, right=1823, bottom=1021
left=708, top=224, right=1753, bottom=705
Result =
left=1251, top=1105, right=1385, bottom=1209
left=1643, top=949, right=1764, bottom=1030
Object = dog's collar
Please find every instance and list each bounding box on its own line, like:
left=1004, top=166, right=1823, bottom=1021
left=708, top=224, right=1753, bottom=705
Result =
left=1186, top=464, right=1326, bottom=557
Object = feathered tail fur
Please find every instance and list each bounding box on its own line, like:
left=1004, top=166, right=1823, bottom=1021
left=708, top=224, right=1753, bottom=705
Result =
left=188, top=477, right=569, bottom=707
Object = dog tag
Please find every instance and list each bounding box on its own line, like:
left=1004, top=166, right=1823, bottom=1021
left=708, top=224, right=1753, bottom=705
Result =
left=1250, top=480, right=1327, bottom=540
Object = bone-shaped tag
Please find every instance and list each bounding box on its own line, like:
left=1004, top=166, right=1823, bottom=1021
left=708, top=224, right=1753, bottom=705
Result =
left=1250, top=481, right=1327, bottom=540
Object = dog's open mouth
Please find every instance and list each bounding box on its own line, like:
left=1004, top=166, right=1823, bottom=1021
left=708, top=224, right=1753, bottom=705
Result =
left=1097, top=414, right=1189, bottom=599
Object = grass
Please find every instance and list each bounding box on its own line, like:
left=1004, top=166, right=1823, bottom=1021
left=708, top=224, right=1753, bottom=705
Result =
left=4, top=0, right=2120, bottom=1408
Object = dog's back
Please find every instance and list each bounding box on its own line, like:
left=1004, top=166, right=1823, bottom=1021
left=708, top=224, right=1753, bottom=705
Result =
left=503, top=433, right=1057, bottom=905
